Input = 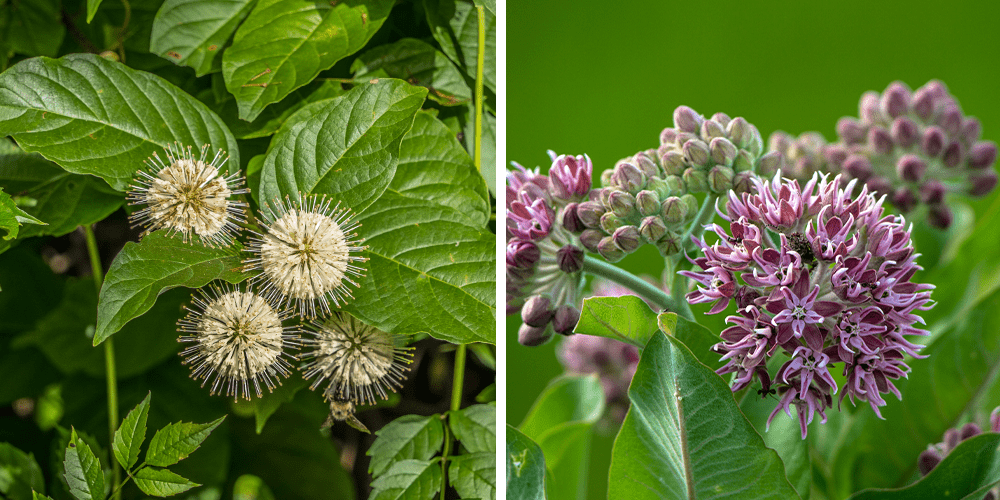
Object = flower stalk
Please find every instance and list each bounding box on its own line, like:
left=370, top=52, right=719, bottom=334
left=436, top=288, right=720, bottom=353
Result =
left=582, top=256, right=688, bottom=318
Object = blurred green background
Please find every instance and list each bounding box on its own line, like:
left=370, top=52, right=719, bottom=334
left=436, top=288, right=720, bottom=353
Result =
left=507, top=0, right=1000, bottom=498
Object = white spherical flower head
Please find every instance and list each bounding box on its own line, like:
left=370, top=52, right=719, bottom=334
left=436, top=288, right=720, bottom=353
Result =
left=301, top=313, right=413, bottom=406
left=245, top=193, right=368, bottom=318
left=127, top=143, right=248, bottom=247
left=177, top=284, right=300, bottom=401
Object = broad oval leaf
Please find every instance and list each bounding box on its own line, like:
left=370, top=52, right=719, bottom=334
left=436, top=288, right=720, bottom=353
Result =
left=657, top=311, right=725, bottom=371
left=63, top=428, right=105, bottom=500
left=222, top=0, right=394, bottom=121
left=608, top=332, right=799, bottom=500
left=114, top=392, right=151, bottom=471
left=424, top=0, right=495, bottom=93
left=257, top=79, right=426, bottom=212
left=506, top=425, right=546, bottom=500
left=448, top=452, right=496, bottom=500
left=150, top=0, right=256, bottom=76
left=134, top=467, right=200, bottom=497
left=574, top=295, right=660, bottom=348
left=367, top=414, right=445, bottom=477
left=218, top=80, right=345, bottom=140
left=0, top=53, right=240, bottom=192
left=369, top=459, right=441, bottom=500
left=94, top=231, right=248, bottom=345
left=352, top=38, right=472, bottom=107
left=146, top=416, right=226, bottom=468
left=449, top=404, right=495, bottom=454
left=0, top=442, right=45, bottom=499
left=7, top=0, right=65, bottom=57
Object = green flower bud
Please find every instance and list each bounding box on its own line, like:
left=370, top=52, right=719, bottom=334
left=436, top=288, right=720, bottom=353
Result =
left=580, top=229, right=603, bottom=252
left=680, top=194, right=699, bottom=223
left=612, top=162, right=646, bottom=192
left=660, top=196, right=688, bottom=226
left=683, top=139, right=710, bottom=167
left=683, top=167, right=710, bottom=193
left=635, top=190, right=660, bottom=217
left=639, top=215, right=667, bottom=243
left=758, top=151, right=784, bottom=177
left=600, top=169, right=614, bottom=187
left=727, top=117, right=751, bottom=147
left=746, top=124, right=764, bottom=157
left=701, top=119, right=727, bottom=140
left=633, top=153, right=661, bottom=178
left=664, top=175, right=686, bottom=196
left=655, top=231, right=682, bottom=257
left=597, top=236, right=626, bottom=262
left=600, top=212, right=623, bottom=233
left=709, top=137, right=738, bottom=166
left=576, top=201, right=606, bottom=228
left=733, top=149, right=756, bottom=172
left=733, top=171, right=755, bottom=195
left=708, top=165, right=735, bottom=194
left=659, top=150, right=686, bottom=176
left=612, top=225, right=641, bottom=253
left=608, top=191, right=636, bottom=218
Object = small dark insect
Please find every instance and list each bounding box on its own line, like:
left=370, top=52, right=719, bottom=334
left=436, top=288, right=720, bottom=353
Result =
left=788, top=232, right=814, bottom=265
left=321, top=399, right=370, bottom=434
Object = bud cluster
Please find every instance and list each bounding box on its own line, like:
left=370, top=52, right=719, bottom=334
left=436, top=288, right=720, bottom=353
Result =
left=767, top=131, right=833, bottom=182
left=917, top=406, right=1000, bottom=500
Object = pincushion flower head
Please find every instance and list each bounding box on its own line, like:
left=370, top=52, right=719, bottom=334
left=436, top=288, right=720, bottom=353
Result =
left=682, top=171, right=934, bottom=438
left=177, top=283, right=300, bottom=401
left=127, top=143, right=248, bottom=247
left=300, top=312, right=413, bottom=405
left=244, top=193, right=368, bottom=319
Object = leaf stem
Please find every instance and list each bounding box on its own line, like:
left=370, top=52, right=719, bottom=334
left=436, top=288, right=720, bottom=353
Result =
left=440, top=420, right=450, bottom=500
left=473, top=5, right=486, bottom=172
left=582, top=256, right=692, bottom=320
left=83, top=224, right=121, bottom=500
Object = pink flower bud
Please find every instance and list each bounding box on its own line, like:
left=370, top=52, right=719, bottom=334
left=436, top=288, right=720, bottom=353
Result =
left=896, top=155, right=927, bottom=182
left=869, top=126, right=894, bottom=155
left=673, top=105, right=703, bottom=133
left=891, top=117, right=919, bottom=148
left=880, top=82, right=911, bottom=118
left=969, top=141, right=998, bottom=169
left=922, top=126, right=946, bottom=157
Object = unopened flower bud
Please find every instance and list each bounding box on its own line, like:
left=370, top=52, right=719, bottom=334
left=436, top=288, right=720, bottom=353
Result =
left=548, top=154, right=593, bottom=200
left=917, top=450, right=942, bottom=475
left=822, top=145, right=847, bottom=166
left=709, top=137, right=738, bottom=166
left=683, top=139, right=710, bottom=167
left=942, top=141, right=963, bottom=168
left=600, top=212, right=624, bottom=234
left=726, top=117, right=751, bottom=148
left=937, top=105, right=963, bottom=137
left=869, top=126, right=894, bottom=155
left=969, top=141, right=998, bottom=169
left=944, top=428, right=960, bottom=450
left=891, top=187, right=917, bottom=212
left=600, top=169, right=613, bottom=187
left=837, top=117, right=867, bottom=144
left=859, top=91, right=880, bottom=124
left=711, top=112, right=732, bottom=127
left=608, top=191, right=636, bottom=218
left=843, top=154, right=873, bottom=181
left=701, top=119, right=726, bottom=140
left=675, top=132, right=698, bottom=147
left=660, top=127, right=677, bottom=146
left=757, top=151, right=784, bottom=177
left=768, top=131, right=792, bottom=153
left=891, top=117, right=919, bottom=148
left=597, top=236, right=626, bottom=262
left=673, top=105, right=703, bottom=133
left=682, top=168, right=710, bottom=193
left=681, top=194, right=699, bottom=221
left=557, top=244, right=585, bottom=273
left=518, top=323, right=553, bottom=346
left=655, top=232, right=681, bottom=256
left=633, top=153, right=660, bottom=178
left=552, top=305, right=580, bottom=335
left=522, top=295, right=553, bottom=327
left=991, top=407, right=1000, bottom=433
left=896, top=155, right=926, bottom=182
left=880, top=82, right=911, bottom=118
left=733, top=149, right=756, bottom=173
left=732, top=171, right=755, bottom=195
left=970, top=170, right=999, bottom=196
left=919, top=180, right=946, bottom=204
left=639, top=216, right=667, bottom=243
left=562, top=203, right=585, bottom=232
left=961, top=118, right=982, bottom=145
left=612, top=225, right=641, bottom=253
left=506, top=240, right=540, bottom=269
left=928, top=203, right=953, bottom=229
left=612, top=162, right=646, bottom=191
left=660, top=150, right=686, bottom=175
left=922, top=126, right=946, bottom=158
left=635, top=190, right=661, bottom=217
left=708, top=165, right=735, bottom=193
left=663, top=175, right=685, bottom=196
left=745, top=125, right=764, bottom=157
left=576, top=201, right=605, bottom=228
left=911, top=86, right=937, bottom=121
left=660, top=196, right=688, bottom=225
left=580, top=229, right=603, bottom=253
left=866, top=176, right=893, bottom=197
left=959, top=422, right=982, bottom=440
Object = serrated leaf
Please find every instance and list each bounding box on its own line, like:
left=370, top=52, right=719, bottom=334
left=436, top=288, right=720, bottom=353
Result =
left=222, top=0, right=394, bottom=121
left=251, top=375, right=307, bottom=434
left=394, top=111, right=489, bottom=227
left=608, top=332, right=799, bottom=500
left=94, top=231, right=247, bottom=345
left=449, top=404, right=494, bottom=454
left=367, top=414, right=445, bottom=477
left=0, top=442, right=45, bottom=499
left=146, top=416, right=226, bottom=468
left=345, top=191, right=495, bottom=344
left=505, top=426, right=545, bottom=500
left=63, top=428, right=104, bottom=500
left=448, top=452, right=495, bottom=500
left=134, top=467, right=200, bottom=497
left=424, top=0, right=495, bottom=93
left=33, top=491, right=56, bottom=500
left=0, top=53, right=240, bottom=191
left=369, top=459, right=441, bottom=500
left=0, top=188, right=44, bottom=240
left=5, top=0, right=65, bottom=57
left=257, top=79, right=426, bottom=212
left=353, top=38, right=472, bottom=107
left=150, top=0, right=256, bottom=76
left=220, top=80, right=345, bottom=140
left=114, top=392, right=151, bottom=471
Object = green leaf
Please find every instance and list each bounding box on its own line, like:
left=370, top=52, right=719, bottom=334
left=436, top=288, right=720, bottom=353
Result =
left=0, top=187, right=44, bottom=240
left=0, top=53, right=240, bottom=191
left=5, top=0, right=65, bottom=57
left=232, top=474, right=276, bottom=500
left=221, top=0, right=394, bottom=121
left=656, top=311, right=726, bottom=371
left=464, top=108, right=496, bottom=195
left=759, top=407, right=811, bottom=499
left=424, top=0, right=495, bottom=93
left=134, top=467, right=200, bottom=497
left=0, top=246, right=64, bottom=334
left=114, top=392, right=151, bottom=471
left=146, top=416, right=226, bottom=468
left=448, top=452, right=495, bottom=500
left=0, top=442, right=45, bottom=500
left=394, top=111, right=489, bottom=228
left=87, top=0, right=102, bottom=23
left=608, top=332, right=799, bottom=500
left=62, top=428, right=105, bottom=500
left=367, top=414, right=445, bottom=477
left=257, top=79, right=426, bottom=212
left=345, top=190, right=495, bottom=344
left=369, top=459, right=441, bottom=500
left=150, top=0, right=256, bottom=76
left=251, top=375, right=308, bottom=434
left=220, top=80, right=345, bottom=140
left=94, top=231, right=247, bottom=345
left=575, top=295, right=660, bottom=348
left=33, top=491, right=56, bottom=500
left=505, top=425, right=546, bottom=500
left=352, top=38, right=472, bottom=107
left=847, top=433, right=1000, bottom=500
left=449, top=404, right=495, bottom=454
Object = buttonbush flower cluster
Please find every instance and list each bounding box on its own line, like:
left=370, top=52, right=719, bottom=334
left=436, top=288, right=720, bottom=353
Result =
left=683, top=172, right=934, bottom=437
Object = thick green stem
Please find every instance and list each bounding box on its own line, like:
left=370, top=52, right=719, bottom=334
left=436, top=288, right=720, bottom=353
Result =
left=441, top=344, right=467, bottom=499
left=582, top=256, right=693, bottom=320
left=83, top=225, right=121, bottom=500
left=473, top=5, right=485, bottom=172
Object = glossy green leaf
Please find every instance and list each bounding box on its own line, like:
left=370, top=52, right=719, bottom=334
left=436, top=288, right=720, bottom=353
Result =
left=232, top=474, right=276, bottom=500
left=352, top=38, right=472, bottom=106
left=449, top=404, right=495, bottom=455
left=146, top=416, right=226, bottom=467
left=506, top=425, right=546, bottom=500
left=220, top=80, right=345, bottom=140
left=657, top=311, right=726, bottom=371
left=63, top=428, right=104, bottom=500
left=575, top=295, right=660, bottom=348
left=5, top=0, right=65, bottom=57
left=134, top=467, right=200, bottom=497
left=257, top=79, right=426, bottom=212
left=86, top=0, right=102, bottom=23
left=32, top=491, right=55, bottom=500
left=394, top=111, right=489, bottom=228
left=760, top=408, right=811, bottom=500
left=847, top=433, right=1000, bottom=500
left=251, top=375, right=307, bottom=434
left=113, top=392, right=151, bottom=471
left=448, top=452, right=496, bottom=500
left=0, top=443, right=45, bottom=500
left=94, top=231, right=247, bottom=345
left=0, top=188, right=44, bottom=240
left=0, top=53, right=240, bottom=191
left=150, top=0, right=256, bottom=76
left=222, top=0, right=394, bottom=121
left=369, top=459, right=441, bottom=500
left=368, top=414, right=445, bottom=477
left=608, top=332, right=799, bottom=500
left=424, top=0, right=495, bottom=93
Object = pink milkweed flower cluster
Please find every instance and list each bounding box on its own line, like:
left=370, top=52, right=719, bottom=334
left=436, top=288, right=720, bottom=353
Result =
left=507, top=151, right=594, bottom=346
left=682, top=172, right=934, bottom=438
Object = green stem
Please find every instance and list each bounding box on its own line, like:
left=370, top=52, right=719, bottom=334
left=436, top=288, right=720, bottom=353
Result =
left=439, top=423, right=450, bottom=500
left=83, top=225, right=121, bottom=500
left=583, top=257, right=692, bottom=319
left=681, top=194, right=720, bottom=249
left=473, top=5, right=485, bottom=172
left=440, top=344, right=467, bottom=499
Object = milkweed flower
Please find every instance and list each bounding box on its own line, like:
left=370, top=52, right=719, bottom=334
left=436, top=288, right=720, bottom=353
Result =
left=300, top=312, right=413, bottom=405
left=682, top=172, right=933, bottom=438
left=917, top=406, right=1000, bottom=500
left=127, top=143, right=248, bottom=247
left=244, top=193, right=368, bottom=318
left=177, top=283, right=300, bottom=401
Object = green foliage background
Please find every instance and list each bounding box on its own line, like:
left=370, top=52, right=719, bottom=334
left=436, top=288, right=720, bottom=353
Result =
left=507, top=1, right=1000, bottom=498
